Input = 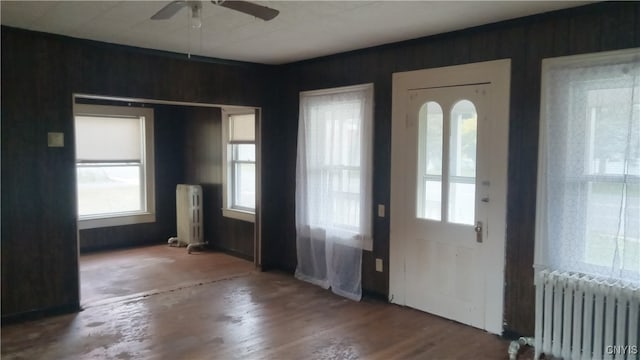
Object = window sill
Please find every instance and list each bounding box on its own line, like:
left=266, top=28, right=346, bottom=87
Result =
left=222, top=208, right=255, bottom=223
left=78, top=212, right=156, bottom=230
left=333, top=234, right=373, bottom=251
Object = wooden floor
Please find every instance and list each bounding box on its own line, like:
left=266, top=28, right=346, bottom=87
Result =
left=80, top=244, right=255, bottom=306
left=1, top=245, right=523, bottom=359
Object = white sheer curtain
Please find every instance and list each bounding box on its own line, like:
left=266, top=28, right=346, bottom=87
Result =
left=536, top=49, right=640, bottom=285
left=295, top=84, right=374, bottom=301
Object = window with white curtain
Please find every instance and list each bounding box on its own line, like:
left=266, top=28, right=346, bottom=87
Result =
left=536, top=49, right=640, bottom=285
left=295, top=83, right=374, bottom=301
left=74, top=103, right=155, bottom=229
left=222, top=110, right=256, bottom=222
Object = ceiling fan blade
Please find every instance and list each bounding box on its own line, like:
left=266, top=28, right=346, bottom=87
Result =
left=151, top=1, right=189, bottom=20
left=215, top=1, right=279, bottom=21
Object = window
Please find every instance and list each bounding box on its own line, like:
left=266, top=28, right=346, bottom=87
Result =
left=536, top=49, right=639, bottom=284
left=296, top=83, right=374, bottom=250
left=222, top=110, right=256, bottom=222
left=74, top=103, right=155, bottom=229
left=294, top=83, right=373, bottom=301
left=416, top=99, right=478, bottom=225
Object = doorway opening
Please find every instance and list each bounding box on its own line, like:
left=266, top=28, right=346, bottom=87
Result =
left=72, top=94, right=262, bottom=307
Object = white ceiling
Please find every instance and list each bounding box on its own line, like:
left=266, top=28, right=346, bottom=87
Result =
left=1, top=1, right=591, bottom=65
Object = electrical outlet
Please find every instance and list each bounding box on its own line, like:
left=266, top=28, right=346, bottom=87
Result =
left=377, top=204, right=385, bottom=217
left=375, top=258, right=383, bottom=272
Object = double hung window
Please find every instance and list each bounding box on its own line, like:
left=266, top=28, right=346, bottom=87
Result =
left=536, top=49, right=639, bottom=284
left=297, top=83, right=374, bottom=249
left=74, top=103, right=155, bottom=229
left=222, top=111, right=256, bottom=222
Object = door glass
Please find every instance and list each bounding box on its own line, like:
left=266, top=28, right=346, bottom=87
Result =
left=417, top=101, right=443, bottom=220
left=448, top=100, right=477, bottom=225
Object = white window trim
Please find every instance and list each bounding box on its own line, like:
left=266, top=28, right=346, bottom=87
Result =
left=74, top=103, right=156, bottom=230
left=221, top=107, right=256, bottom=223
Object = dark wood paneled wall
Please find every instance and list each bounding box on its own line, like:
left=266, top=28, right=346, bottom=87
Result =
left=183, top=107, right=223, bottom=249
left=182, top=106, right=255, bottom=259
left=1, top=27, right=272, bottom=318
left=267, top=2, right=640, bottom=336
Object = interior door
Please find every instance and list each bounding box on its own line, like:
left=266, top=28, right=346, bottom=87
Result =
left=404, top=84, right=489, bottom=329
left=389, top=59, right=510, bottom=334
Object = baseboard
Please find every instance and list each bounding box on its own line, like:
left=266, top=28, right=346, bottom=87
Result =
left=80, top=239, right=167, bottom=254
left=362, top=289, right=388, bottom=302
left=208, top=245, right=254, bottom=262
left=1, top=303, right=80, bottom=326
left=502, top=328, right=526, bottom=340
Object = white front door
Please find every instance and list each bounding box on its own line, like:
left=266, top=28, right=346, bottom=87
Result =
left=389, top=60, right=510, bottom=334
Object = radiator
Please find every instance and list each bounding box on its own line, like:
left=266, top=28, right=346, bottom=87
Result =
left=168, top=184, right=204, bottom=253
left=534, top=270, right=639, bottom=360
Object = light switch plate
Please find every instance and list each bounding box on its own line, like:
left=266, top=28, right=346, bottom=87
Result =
left=377, top=204, right=385, bottom=218
left=375, top=258, right=383, bottom=272
left=48, top=132, right=64, bottom=147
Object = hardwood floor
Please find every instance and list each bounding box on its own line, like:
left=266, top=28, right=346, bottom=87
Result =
left=2, top=247, right=518, bottom=359
left=80, top=244, right=255, bottom=306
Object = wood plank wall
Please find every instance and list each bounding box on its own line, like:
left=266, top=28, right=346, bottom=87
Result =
left=266, top=2, right=640, bottom=336
left=1, top=27, right=271, bottom=318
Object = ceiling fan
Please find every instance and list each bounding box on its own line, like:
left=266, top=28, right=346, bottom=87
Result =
left=151, top=0, right=280, bottom=22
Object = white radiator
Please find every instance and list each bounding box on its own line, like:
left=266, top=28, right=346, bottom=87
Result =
left=534, top=270, right=639, bottom=360
left=168, top=184, right=204, bottom=253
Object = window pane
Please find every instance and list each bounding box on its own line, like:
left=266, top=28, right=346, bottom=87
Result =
left=234, top=144, right=255, bottom=162
left=585, top=181, right=640, bottom=267
left=417, top=101, right=443, bottom=220
left=233, top=163, right=255, bottom=209
left=77, top=165, right=142, bottom=216
left=448, top=100, right=477, bottom=225
left=423, top=102, right=443, bottom=175
left=327, top=168, right=361, bottom=228
left=586, top=88, right=640, bottom=176
left=448, top=182, right=476, bottom=225
left=423, top=179, right=442, bottom=221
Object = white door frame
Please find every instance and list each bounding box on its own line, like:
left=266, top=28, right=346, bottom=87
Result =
left=389, top=59, right=511, bottom=334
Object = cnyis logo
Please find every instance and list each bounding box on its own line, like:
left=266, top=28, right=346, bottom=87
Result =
left=606, top=345, right=639, bottom=355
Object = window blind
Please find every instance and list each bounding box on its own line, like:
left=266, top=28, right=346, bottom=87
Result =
left=75, top=115, right=142, bottom=161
